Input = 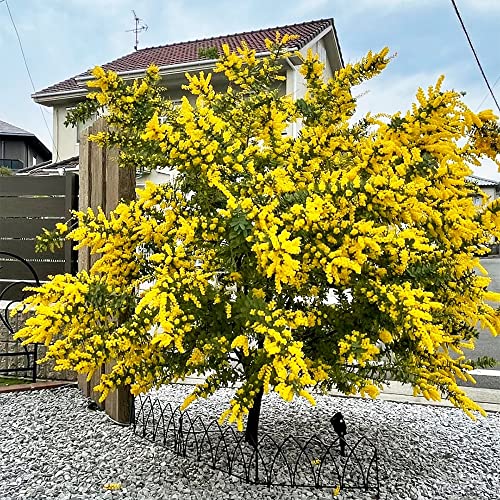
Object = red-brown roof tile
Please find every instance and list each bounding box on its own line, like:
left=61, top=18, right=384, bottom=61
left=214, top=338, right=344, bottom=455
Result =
left=34, top=19, right=334, bottom=98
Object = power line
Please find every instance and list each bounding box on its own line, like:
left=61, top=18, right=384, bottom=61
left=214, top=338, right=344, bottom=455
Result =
left=476, top=74, right=500, bottom=111
left=450, top=0, right=500, bottom=113
left=3, top=0, right=60, bottom=160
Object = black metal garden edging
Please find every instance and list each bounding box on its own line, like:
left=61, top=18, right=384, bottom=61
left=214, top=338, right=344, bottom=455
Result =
left=0, top=251, right=41, bottom=382
left=133, top=393, right=381, bottom=497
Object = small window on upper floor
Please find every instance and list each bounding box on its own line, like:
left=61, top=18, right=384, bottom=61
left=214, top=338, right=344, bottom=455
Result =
left=473, top=195, right=483, bottom=206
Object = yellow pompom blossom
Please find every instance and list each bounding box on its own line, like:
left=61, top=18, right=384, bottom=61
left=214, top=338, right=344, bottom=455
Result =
left=15, top=34, right=500, bottom=434
left=103, top=483, right=122, bottom=491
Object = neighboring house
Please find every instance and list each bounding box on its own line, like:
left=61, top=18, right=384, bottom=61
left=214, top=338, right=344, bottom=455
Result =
left=467, top=175, right=500, bottom=206
left=0, top=119, right=51, bottom=172
left=31, top=18, right=344, bottom=166
left=467, top=175, right=500, bottom=254
left=16, top=155, right=79, bottom=176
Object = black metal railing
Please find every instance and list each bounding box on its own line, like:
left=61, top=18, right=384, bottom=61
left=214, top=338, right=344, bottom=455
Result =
left=0, top=251, right=40, bottom=382
left=133, top=394, right=381, bottom=497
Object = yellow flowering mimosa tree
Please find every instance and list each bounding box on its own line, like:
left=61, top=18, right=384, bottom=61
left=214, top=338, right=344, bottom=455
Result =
left=16, top=35, right=500, bottom=445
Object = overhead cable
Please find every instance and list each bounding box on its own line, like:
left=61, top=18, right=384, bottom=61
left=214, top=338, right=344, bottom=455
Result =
left=450, top=0, right=500, bottom=113
left=3, top=0, right=59, bottom=159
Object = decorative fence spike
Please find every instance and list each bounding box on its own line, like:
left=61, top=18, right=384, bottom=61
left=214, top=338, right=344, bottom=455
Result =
left=133, top=394, right=381, bottom=497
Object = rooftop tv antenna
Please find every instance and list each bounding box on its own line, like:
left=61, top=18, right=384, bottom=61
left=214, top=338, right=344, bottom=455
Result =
left=126, top=10, right=148, bottom=51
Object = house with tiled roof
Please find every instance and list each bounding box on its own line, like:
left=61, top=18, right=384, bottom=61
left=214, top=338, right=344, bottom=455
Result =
left=16, top=155, right=79, bottom=176
left=467, top=175, right=500, bottom=205
left=32, top=19, right=343, bottom=163
left=0, top=119, right=51, bottom=172
left=467, top=175, right=500, bottom=254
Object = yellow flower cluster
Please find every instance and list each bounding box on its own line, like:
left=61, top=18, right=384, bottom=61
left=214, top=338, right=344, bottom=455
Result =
left=15, top=35, right=500, bottom=426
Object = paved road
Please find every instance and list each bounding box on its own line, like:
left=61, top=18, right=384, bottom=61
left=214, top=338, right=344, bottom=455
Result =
left=461, top=257, right=500, bottom=390
left=469, top=258, right=500, bottom=364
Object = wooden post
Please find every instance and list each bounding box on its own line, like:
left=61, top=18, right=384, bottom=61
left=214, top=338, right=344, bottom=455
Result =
left=77, top=127, right=91, bottom=399
left=77, top=118, right=136, bottom=423
left=64, top=173, right=79, bottom=275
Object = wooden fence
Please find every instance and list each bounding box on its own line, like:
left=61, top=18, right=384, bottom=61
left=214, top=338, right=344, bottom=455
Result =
left=0, top=173, right=78, bottom=381
left=0, top=120, right=135, bottom=422
left=78, top=119, right=135, bottom=424
left=0, top=173, right=78, bottom=298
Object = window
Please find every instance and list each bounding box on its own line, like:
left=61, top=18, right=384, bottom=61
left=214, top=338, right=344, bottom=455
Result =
left=0, top=159, right=24, bottom=170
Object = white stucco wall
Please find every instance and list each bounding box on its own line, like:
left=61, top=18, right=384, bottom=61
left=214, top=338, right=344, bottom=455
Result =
left=318, top=38, right=334, bottom=80
left=286, top=39, right=333, bottom=97
left=482, top=186, right=497, bottom=202
left=284, top=38, right=335, bottom=137
left=53, top=105, right=80, bottom=161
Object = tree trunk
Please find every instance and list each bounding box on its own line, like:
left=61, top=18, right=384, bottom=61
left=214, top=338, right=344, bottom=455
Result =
left=244, top=387, right=263, bottom=448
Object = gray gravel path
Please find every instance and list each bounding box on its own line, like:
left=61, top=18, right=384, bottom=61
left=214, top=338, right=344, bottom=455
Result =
left=1, top=386, right=499, bottom=500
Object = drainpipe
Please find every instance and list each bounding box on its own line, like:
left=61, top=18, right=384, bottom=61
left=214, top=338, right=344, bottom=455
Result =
left=284, top=57, right=298, bottom=138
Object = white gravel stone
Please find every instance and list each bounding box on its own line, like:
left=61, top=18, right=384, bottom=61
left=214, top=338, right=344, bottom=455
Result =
left=0, top=386, right=499, bottom=500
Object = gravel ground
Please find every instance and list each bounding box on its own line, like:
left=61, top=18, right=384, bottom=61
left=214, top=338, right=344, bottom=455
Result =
left=0, top=386, right=499, bottom=500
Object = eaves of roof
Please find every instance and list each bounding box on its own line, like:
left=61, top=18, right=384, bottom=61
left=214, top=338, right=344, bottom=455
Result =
left=17, top=155, right=78, bottom=175
left=32, top=19, right=339, bottom=104
left=0, top=123, right=51, bottom=161
left=467, top=175, right=500, bottom=187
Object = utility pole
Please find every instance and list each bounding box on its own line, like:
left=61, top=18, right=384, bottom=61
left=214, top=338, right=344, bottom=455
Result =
left=126, top=10, right=148, bottom=51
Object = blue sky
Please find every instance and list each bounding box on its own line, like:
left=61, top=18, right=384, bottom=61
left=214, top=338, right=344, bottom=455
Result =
left=1, top=0, right=499, bottom=178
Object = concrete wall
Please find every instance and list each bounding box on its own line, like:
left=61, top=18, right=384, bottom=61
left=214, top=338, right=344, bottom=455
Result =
left=31, top=145, right=46, bottom=166
left=0, top=313, right=76, bottom=381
